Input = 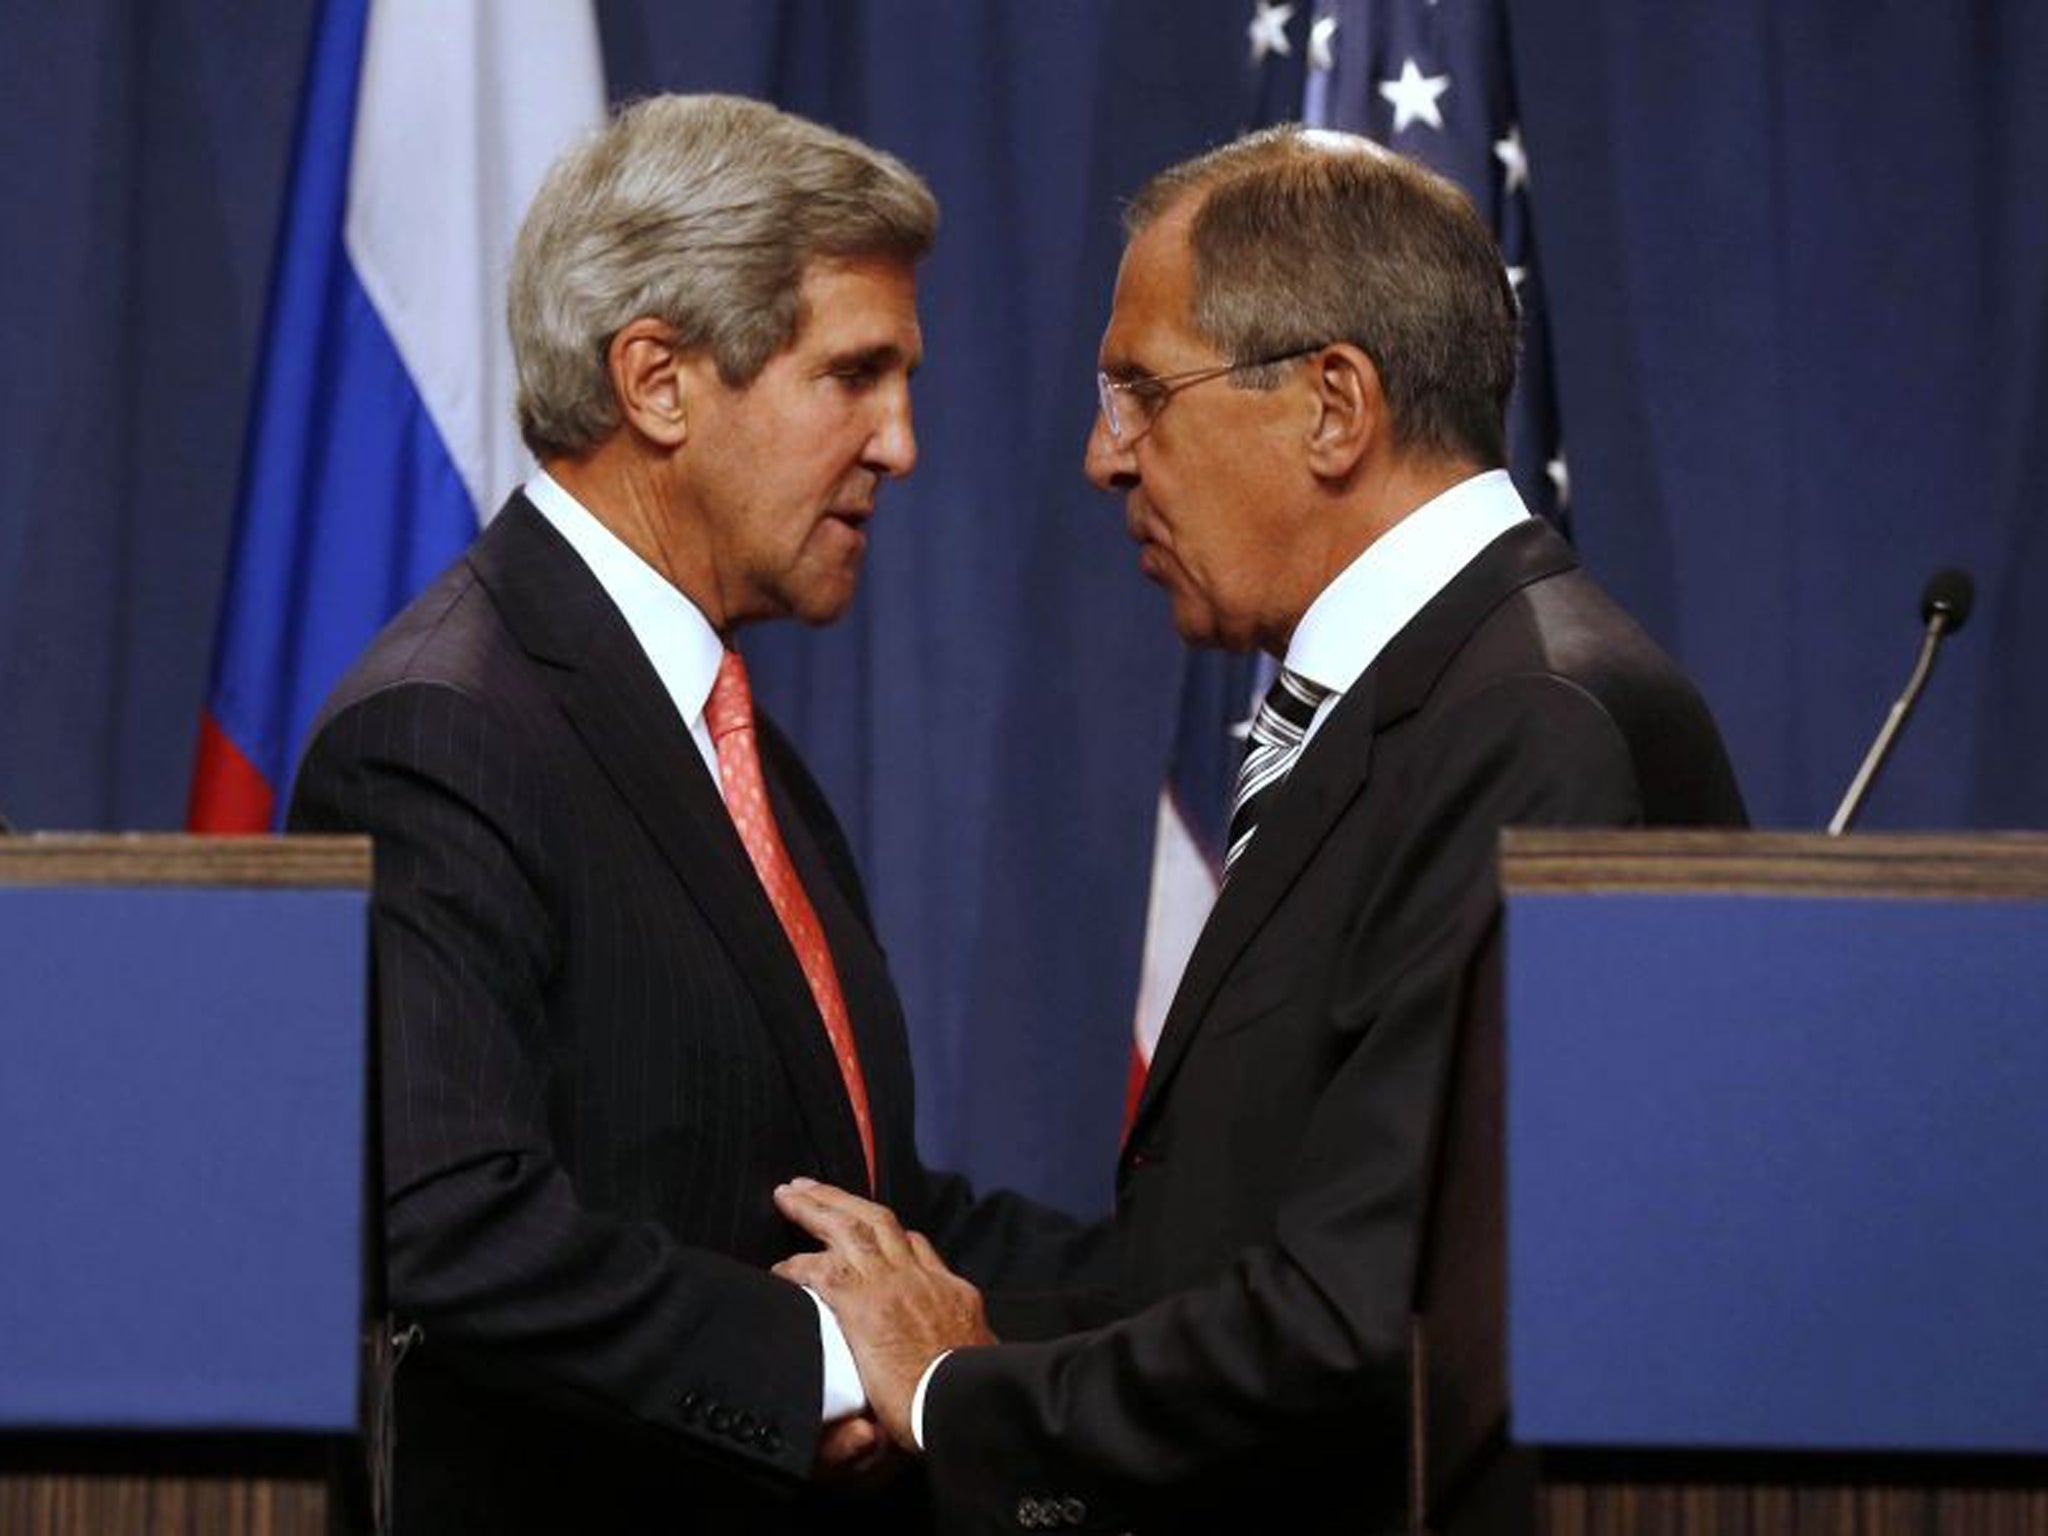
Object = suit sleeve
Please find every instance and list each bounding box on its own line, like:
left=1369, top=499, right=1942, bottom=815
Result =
left=918, top=674, right=1649, bottom=1532
left=289, top=679, right=823, bottom=1481
left=906, top=1165, right=1126, bottom=1341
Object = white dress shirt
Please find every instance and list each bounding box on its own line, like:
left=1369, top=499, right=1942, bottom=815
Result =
left=524, top=470, right=869, bottom=1423
left=1284, top=468, right=1531, bottom=745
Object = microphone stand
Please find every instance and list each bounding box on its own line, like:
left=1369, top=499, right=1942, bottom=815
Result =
left=1825, top=612, right=1954, bottom=835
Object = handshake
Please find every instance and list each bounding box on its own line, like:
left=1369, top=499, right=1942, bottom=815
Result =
left=772, top=1178, right=996, bottom=1481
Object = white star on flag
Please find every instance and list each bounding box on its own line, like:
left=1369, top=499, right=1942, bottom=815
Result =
left=1248, top=1, right=1296, bottom=62
left=1495, top=125, right=1529, bottom=193
left=1547, top=453, right=1571, bottom=509
left=1309, top=15, right=1338, bottom=73
left=1378, top=58, right=1451, bottom=133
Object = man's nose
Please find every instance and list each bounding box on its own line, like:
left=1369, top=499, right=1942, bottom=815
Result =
left=867, top=385, right=917, bottom=477
left=1083, top=409, right=1136, bottom=491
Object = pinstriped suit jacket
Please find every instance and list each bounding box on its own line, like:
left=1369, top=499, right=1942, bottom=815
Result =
left=290, top=494, right=1087, bottom=1534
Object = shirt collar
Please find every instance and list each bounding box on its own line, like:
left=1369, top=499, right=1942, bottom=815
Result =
left=1284, top=469, right=1531, bottom=696
left=523, top=469, right=726, bottom=733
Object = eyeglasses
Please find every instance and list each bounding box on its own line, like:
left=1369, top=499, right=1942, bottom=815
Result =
left=1094, top=346, right=1322, bottom=446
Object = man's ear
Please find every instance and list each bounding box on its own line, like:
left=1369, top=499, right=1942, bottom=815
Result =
left=1305, top=343, right=1381, bottom=480
left=607, top=317, right=691, bottom=448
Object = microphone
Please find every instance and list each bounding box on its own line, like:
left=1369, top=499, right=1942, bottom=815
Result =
left=1826, top=568, right=1974, bottom=834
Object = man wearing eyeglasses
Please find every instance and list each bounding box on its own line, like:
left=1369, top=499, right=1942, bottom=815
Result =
left=774, top=124, right=1746, bottom=1534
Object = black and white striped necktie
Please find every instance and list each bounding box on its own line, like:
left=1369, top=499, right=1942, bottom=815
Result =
left=1223, top=668, right=1334, bottom=876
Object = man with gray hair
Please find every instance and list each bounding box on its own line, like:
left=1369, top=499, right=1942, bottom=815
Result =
left=775, top=125, right=1745, bottom=1532
left=290, top=94, right=1092, bottom=1534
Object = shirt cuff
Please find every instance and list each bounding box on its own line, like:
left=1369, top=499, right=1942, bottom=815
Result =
left=804, top=1286, right=868, bottom=1422
left=909, top=1349, right=953, bottom=1451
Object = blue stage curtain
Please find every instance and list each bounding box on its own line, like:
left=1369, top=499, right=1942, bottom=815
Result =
left=1515, top=0, right=2048, bottom=832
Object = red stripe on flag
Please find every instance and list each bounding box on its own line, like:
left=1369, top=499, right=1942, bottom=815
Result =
left=187, top=713, right=276, bottom=832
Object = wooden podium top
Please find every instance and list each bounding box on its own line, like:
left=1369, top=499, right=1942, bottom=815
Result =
left=0, top=833, right=371, bottom=888
left=1502, top=828, right=2048, bottom=900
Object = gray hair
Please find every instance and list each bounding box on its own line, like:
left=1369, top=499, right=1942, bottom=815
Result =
left=1125, top=125, right=1519, bottom=469
left=510, top=94, right=937, bottom=459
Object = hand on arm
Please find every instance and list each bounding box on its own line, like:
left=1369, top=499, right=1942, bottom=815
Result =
left=773, top=1178, right=996, bottom=1449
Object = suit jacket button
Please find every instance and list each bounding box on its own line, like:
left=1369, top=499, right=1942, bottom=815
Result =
left=1060, top=1496, right=1086, bottom=1524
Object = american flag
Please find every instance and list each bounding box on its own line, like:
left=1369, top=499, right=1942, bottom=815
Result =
left=1301, top=0, right=1564, bottom=525
left=1125, top=0, right=1564, bottom=1115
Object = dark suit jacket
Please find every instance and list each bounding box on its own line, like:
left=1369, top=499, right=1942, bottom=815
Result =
left=289, top=494, right=1092, bottom=1535
left=923, top=519, right=1748, bottom=1534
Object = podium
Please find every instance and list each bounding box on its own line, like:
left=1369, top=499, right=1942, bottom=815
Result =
left=0, top=835, right=372, bottom=1536
left=1415, top=830, right=2048, bottom=1535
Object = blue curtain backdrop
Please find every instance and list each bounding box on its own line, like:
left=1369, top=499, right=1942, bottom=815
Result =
left=2, top=1, right=2043, bottom=1215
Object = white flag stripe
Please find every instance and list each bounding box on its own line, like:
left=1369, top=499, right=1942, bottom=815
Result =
left=344, top=0, right=605, bottom=521
left=1133, top=790, right=1219, bottom=1062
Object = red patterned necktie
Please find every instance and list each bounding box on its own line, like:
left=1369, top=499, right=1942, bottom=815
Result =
left=705, top=649, right=876, bottom=1191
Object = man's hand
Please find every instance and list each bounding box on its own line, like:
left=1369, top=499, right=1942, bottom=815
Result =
left=773, top=1178, right=995, bottom=1449
left=812, top=1411, right=904, bottom=1491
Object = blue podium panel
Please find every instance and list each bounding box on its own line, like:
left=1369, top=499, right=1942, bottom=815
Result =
left=1507, top=893, right=2048, bottom=1453
left=0, top=887, right=367, bottom=1431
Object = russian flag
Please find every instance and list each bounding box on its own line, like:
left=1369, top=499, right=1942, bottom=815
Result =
left=188, top=0, right=604, bottom=830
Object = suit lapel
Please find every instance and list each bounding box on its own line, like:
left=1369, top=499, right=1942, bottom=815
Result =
left=1128, top=518, right=1579, bottom=1139
left=470, top=495, right=872, bottom=1189
left=1129, top=677, right=1379, bottom=1134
